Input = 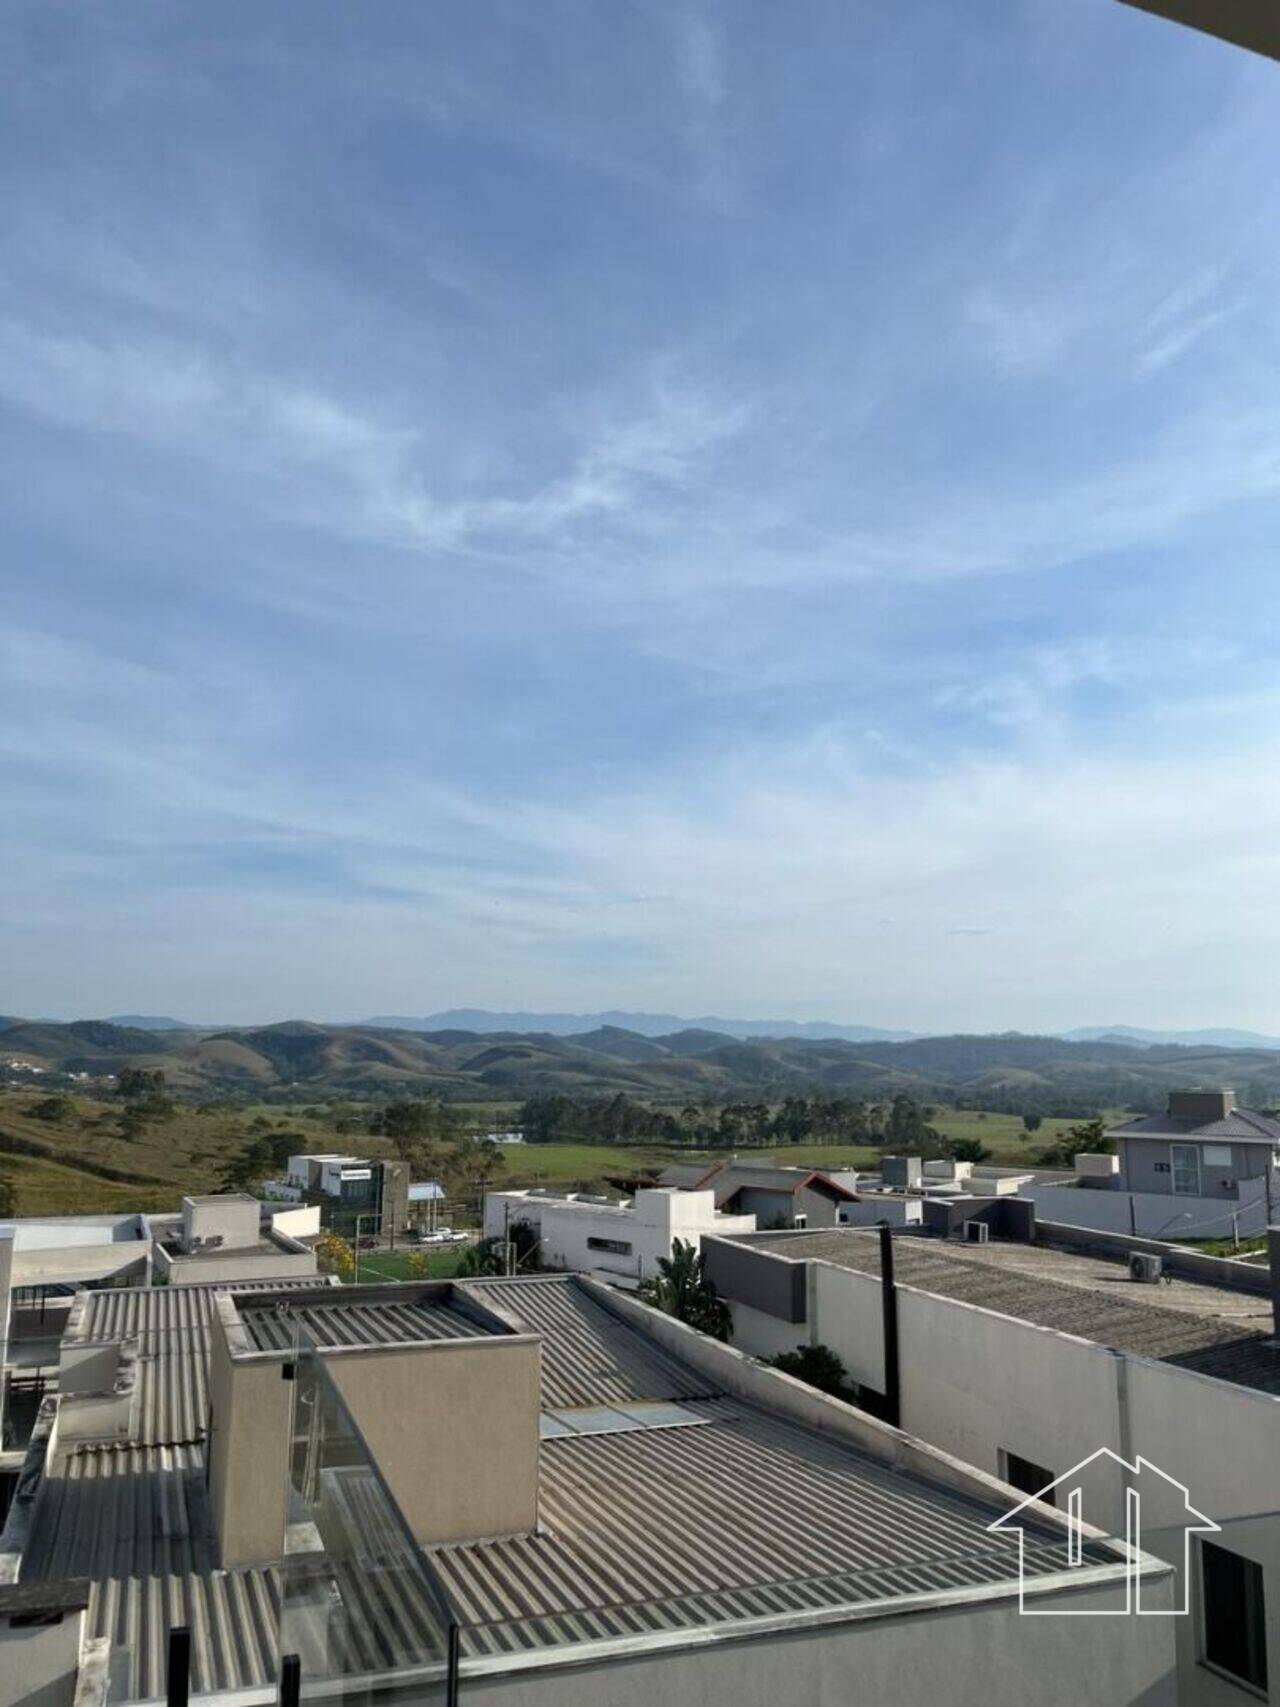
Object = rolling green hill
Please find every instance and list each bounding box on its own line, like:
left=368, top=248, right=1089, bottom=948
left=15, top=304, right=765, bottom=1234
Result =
left=4, top=1016, right=1280, bottom=1112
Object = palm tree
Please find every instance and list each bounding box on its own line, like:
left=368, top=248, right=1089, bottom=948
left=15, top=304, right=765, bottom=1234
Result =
left=641, top=1239, right=731, bottom=1341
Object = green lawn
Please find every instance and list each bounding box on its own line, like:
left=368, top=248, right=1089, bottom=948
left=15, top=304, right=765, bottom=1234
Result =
left=351, top=1247, right=467, bottom=1282
left=1174, top=1235, right=1269, bottom=1260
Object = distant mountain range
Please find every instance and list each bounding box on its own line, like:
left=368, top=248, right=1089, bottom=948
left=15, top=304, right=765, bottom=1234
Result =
left=1060, top=1025, right=1280, bottom=1049
left=80, top=1010, right=1280, bottom=1051
left=2, top=1014, right=1277, bottom=1113
left=362, top=1009, right=919, bottom=1042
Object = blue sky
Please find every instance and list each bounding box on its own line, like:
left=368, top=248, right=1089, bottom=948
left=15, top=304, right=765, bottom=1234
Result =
left=4, top=0, right=1280, bottom=1031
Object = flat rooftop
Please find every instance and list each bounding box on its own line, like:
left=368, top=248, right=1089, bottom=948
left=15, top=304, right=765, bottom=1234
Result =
left=6, top=1274, right=1113, bottom=1701
left=747, top=1229, right=1280, bottom=1393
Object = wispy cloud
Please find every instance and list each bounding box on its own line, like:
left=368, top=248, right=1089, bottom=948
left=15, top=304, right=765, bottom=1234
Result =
left=6, top=0, right=1280, bottom=1025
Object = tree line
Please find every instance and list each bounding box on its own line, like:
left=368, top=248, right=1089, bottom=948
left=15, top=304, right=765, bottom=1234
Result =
left=519, top=1091, right=950, bottom=1151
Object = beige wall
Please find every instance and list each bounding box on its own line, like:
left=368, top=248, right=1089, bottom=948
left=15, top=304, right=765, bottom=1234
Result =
left=327, top=1337, right=541, bottom=1545
left=811, top=1259, right=885, bottom=1390
left=206, top=1320, right=292, bottom=1568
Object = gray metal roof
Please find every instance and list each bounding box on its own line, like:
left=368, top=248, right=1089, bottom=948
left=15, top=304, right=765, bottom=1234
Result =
left=240, top=1294, right=492, bottom=1351
left=1107, top=1108, right=1280, bottom=1144
left=76, top=1276, right=327, bottom=1350
left=436, top=1396, right=1084, bottom=1656
left=21, top=1445, right=449, bottom=1702
left=75, top=1279, right=330, bottom=1449
left=749, top=1230, right=1280, bottom=1394
left=17, top=1271, right=1115, bottom=1700
left=22, top=1443, right=282, bottom=1701
left=461, top=1276, right=715, bottom=1408
left=656, top=1162, right=720, bottom=1189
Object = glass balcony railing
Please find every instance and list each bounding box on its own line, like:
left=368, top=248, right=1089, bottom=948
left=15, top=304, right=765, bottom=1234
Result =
left=276, top=1338, right=461, bottom=1707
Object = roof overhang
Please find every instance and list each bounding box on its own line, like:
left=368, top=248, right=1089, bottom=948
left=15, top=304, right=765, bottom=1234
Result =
left=1118, top=0, right=1280, bottom=62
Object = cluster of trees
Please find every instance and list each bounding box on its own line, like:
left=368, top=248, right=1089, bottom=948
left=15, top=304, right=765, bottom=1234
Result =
left=1034, top=1116, right=1111, bottom=1170
left=114, top=1067, right=174, bottom=1139
left=518, top=1091, right=948, bottom=1151
left=215, top=1096, right=507, bottom=1207
left=372, top=1099, right=505, bottom=1204
left=218, top=1120, right=311, bottom=1191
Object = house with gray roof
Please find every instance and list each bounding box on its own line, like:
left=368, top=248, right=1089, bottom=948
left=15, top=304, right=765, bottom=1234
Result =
left=1106, top=1088, right=1280, bottom=1203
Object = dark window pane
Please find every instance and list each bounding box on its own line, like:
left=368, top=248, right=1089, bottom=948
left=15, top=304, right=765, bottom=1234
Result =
left=1203, top=1540, right=1268, bottom=1691
left=1003, top=1451, right=1055, bottom=1506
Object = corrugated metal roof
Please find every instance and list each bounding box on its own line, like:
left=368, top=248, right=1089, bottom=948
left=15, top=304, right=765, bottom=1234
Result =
left=461, top=1276, right=715, bottom=1407
left=436, top=1398, right=1087, bottom=1656
left=78, top=1278, right=326, bottom=1352
left=241, top=1296, right=491, bottom=1351
left=712, top=1163, right=857, bottom=1206
left=18, top=1271, right=1120, bottom=1699
left=72, top=1280, right=327, bottom=1449
left=22, top=1444, right=281, bottom=1701
left=21, top=1446, right=450, bottom=1702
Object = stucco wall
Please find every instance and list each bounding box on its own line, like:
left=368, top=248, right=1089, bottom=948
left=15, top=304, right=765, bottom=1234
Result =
left=810, top=1258, right=885, bottom=1391
left=268, top=1204, right=321, bottom=1240
left=778, top=1256, right=1280, bottom=1705
left=326, top=1337, right=541, bottom=1545
left=206, top=1322, right=292, bottom=1567
left=725, top=1298, right=809, bottom=1360
left=1021, top=1177, right=1271, bottom=1239
left=896, top=1284, right=1129, bottom=1524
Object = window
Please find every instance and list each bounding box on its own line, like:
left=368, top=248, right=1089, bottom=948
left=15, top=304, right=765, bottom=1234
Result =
left=1171, top=1143, right=1202, bottom=1196
left=1001, top=1450, right=1055, bottom=1506
left=1202, top=1540, right=1267, bottom=1693
left=586, top=1236, right=631, bottom=1255
left=1202, top=1144, right=1233, bottom=1167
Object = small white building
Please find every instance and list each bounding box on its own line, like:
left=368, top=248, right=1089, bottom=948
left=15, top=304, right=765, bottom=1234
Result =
left=483, top=1186, right=756, bottom=1285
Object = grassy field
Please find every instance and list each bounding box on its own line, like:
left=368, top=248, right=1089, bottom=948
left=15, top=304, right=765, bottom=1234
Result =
left=0, top=1086, right=1096, bottom=1218
left=352, top=1247, right=467, bottom=1282
left=493, top=1109, right=1088, bottom=1191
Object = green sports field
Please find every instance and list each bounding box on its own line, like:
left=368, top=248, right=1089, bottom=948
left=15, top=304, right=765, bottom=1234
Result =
left=351, top=1246, right=467, bottom=1282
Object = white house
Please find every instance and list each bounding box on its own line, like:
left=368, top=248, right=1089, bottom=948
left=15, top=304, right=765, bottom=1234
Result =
left=483, top=1186, right=756, bottom=1285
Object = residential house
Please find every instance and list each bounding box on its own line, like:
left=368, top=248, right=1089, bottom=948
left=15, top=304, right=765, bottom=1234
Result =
left=658, top=1160, right=858, bottom=1229
left=483, top=1186, right=754, bottom=1284
left=1108, top=1090, right=1280, bottom=1207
